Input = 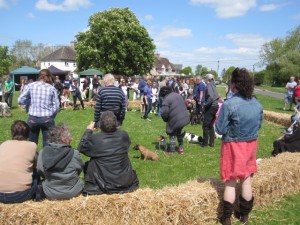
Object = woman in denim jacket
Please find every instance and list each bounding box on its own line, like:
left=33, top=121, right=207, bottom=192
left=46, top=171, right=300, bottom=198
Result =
left=216, top=68, right=263, bottom=225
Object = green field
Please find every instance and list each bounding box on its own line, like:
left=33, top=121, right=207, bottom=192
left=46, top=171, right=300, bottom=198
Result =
left=0, top=90, right=299, bottom=225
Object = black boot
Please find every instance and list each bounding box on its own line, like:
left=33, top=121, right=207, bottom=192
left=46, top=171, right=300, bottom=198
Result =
left=209, top=127, right=215, bottom=147
left=220, top=201, right=234, bottom=225
left=202, top=127, right=209, bottom=147
left=234, top=195, right=254, bottom=224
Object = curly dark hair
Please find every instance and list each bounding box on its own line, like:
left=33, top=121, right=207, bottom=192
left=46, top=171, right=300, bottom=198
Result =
left=231, top=67, right=254, bottom=99
left=47, top=123, right=72, bottom=144
left=100, top=111, right=117, bottom=133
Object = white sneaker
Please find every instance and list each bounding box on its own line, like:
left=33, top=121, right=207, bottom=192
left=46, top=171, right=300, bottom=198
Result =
left=146, top=118, right=151, bottom=121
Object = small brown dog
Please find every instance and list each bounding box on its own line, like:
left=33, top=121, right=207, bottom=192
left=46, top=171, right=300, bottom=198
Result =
left=133, top=144, right=160, bottom=161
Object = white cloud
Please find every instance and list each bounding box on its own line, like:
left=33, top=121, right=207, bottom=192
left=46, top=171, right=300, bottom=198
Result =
left=27, top=12, right=36, bottom=19
left=145, top=14, right=154, bottom=21
left=190, top=0, right=256, bottom=18
left=259, top=4, right=280, bottom=12
left=294, top=13, right=300, bottom=20
left=35, top=0, right=92, bottom=11
left=224, top=33, right=270, bottom=48
left=158, top=26, right=192, bottom=40
left=0, top=0, right=8, bottom=8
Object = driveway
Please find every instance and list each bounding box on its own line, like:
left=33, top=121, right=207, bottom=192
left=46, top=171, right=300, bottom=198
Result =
left=254, top=89, right=284, bottom=99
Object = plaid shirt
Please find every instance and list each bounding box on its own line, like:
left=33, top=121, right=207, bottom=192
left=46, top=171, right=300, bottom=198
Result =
left=18, top=81, right=60, bottom=117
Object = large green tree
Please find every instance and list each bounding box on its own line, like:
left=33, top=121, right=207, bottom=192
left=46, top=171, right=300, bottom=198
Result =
left=194, top=64, right=209, bottom=76
left=180, top=66, right=193, bottom=76
left=0, top=46, right=13, bottom=76
left=75, top=8, right=156, bottom=76
left=260, top=25, right=300, bottom=86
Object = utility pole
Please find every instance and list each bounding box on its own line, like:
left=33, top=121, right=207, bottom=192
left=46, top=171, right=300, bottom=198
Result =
left=217, top=60, right=220, bottom=78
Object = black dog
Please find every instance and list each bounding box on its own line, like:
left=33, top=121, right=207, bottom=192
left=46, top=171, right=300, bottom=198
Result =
left=73, top=104, right=80, bottom=110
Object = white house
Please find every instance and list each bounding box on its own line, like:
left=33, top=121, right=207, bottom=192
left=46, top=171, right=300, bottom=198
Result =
left=40, top=45, right=77, bottom=75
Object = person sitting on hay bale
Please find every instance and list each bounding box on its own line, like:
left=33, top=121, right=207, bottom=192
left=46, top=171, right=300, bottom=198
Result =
left=272, top=112, right=300, bottom=156
left=0, top=120, right=38, bottom=204
left=216, top=68, right=263, bottom=225
left=37, top=123, right=84, bottom=200
left=78, top=111, right=139, bottom=195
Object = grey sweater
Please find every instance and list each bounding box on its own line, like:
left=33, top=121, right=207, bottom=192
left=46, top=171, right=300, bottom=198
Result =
left=37, top=143, right=84, bottom=200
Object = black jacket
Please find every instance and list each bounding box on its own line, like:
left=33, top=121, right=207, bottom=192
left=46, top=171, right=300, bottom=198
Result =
left=161, top=92, right=190, bottom=134
left=78, top=130, right=139, bottom=195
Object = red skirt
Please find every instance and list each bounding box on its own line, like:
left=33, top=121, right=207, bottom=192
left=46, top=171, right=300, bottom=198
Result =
left=220, top=140, right=257, bottom=182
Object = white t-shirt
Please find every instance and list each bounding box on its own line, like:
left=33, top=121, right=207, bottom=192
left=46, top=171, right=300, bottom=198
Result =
left=152, top=87, right=158, bottom=103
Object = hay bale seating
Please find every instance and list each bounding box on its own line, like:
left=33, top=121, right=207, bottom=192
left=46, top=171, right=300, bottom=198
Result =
left=0, top=153, right=299, bottom=225
left=263, top=110, right=291, bottom=127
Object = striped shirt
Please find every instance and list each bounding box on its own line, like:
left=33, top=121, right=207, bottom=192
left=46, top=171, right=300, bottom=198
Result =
left=18, top=81, right=60, bottom=117
left=94, top=85, right=126, bottom=122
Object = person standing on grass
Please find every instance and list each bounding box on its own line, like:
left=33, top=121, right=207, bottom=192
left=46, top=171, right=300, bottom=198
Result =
left=0, top=78, right=3, bottom=102
left=18, top=69, right=60, bottom=147
left=201, top=74, right=219, bottom=148
left=4, top=75, right=15, bottom=108
left=160, top=86, right=190, bottom=156
left=143, top=80, right=152, bottom=121
left=71, top=79, right=85, bottom=110
left=215, top=68, right=263, bottom=225
left=94, top=73, right=126, bottom=128
left=283, top=76, right=297, bottom=111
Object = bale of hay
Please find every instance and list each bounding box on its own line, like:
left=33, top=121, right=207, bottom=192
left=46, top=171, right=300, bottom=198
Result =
left=128, top=100, right=141, bottom=108
left=264, top=110, right=291, bottom=127
left=0, top=153, right=299, bottom=225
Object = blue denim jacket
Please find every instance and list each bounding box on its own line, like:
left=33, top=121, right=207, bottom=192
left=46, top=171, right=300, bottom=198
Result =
left=216, top=92, right=263, bottom=142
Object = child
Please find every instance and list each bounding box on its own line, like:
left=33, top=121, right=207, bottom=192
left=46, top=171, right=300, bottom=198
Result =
left=151, top=82, right=158, bottom=113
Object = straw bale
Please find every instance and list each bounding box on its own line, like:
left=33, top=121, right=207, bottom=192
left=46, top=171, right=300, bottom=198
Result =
left=0, top=153, right=299, bottom=225
left=128, top=100, right=141, bottom=108
left=263, top=110, right=291, bottom=127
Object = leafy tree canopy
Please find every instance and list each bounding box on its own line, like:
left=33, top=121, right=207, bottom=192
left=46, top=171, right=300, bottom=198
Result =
left=0, top=45, right=13, bottom=76
left=75, top=8, right=156, bottom=76
left=260, top=25, right=300, bottom=86
left=10, top=40, right=58, bottom=69
left=180, top=66, right=193, bottom=76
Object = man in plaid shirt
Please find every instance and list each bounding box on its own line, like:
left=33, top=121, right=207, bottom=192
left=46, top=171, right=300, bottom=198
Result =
left=18, top=69, right=60, bottom=147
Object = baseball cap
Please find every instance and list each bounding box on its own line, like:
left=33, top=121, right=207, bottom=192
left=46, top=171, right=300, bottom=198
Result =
left=206, top=74, right=214, bottom=80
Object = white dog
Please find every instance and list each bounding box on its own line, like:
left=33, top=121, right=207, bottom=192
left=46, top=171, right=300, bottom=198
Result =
left=0, top=102, right=11, bottom=117
left=184, top=132, right=203, bottom=144
left=214, top=125, right=222, bottom=139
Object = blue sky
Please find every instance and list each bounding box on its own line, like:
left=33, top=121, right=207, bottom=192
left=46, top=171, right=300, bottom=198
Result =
left=0, top=0, right=300, bottom=74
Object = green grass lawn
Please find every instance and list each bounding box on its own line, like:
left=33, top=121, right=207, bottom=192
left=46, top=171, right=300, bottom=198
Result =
left=1, top=90, right=299, bottom=224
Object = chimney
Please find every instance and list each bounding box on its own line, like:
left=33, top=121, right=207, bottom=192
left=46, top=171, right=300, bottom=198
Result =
left=70, top=41, right=77, bottom=48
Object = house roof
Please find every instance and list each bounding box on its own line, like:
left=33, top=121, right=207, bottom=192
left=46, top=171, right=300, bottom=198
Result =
left=41, top=46, right=76, bottom=61
left=154, top=54, right=175, bottom=71
left=10, top=66, right=40, bottom=75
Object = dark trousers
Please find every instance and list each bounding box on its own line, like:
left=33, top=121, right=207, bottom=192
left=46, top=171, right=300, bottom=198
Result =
left=202, top=104, right=219, bottom=145
left=73, top=94, right=84, bottom=109
left=4, top=92, right=13, bottom=107
left=27, top=115, right=55, bottom=147
left=143, top=97, right=152, bottom=119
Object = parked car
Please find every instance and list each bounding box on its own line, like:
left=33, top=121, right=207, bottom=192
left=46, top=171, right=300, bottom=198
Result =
left=215, top=80, right=221, bottom=85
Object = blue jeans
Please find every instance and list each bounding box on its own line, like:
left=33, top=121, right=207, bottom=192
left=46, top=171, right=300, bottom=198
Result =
left=0, top=177, right=37, bottom=204
left=27, top=115, right=55, bottom=147
left=144, top=97, right=152, bottom=119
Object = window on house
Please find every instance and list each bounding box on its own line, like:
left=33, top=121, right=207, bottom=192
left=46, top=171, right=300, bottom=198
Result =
left=48, top=63, right=50, bottom=66
left=65, top=62, right=69, bottom=67
left=73, top=63, right=76, bottom=67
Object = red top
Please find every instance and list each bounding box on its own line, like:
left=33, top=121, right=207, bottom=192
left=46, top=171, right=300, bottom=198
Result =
left=294, top=85, right=300, bottom=97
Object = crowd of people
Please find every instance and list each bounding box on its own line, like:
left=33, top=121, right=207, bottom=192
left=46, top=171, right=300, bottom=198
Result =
left=1, top=68, right=300, bottom=225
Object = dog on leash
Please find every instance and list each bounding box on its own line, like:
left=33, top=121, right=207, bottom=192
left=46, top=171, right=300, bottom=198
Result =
left=184, top=132, right=203, bottom=144
left=133, top=144, right=160, bottom=161
left=0, top=102, right=12, bottom=117
left=157, top=135, right=167, bottom=151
